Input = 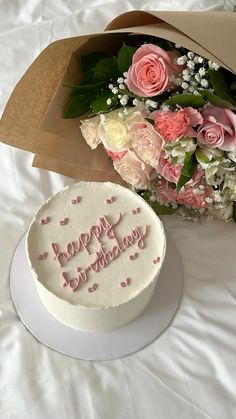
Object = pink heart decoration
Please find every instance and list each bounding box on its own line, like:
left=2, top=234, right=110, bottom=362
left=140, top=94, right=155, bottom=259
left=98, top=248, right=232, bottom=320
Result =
left=71, top=196, right=81, bottom=204
left=88, top=283, right=98, bottom=293
left=59, top=218, right=69, bottom=226
left=40, top=216, right=50, bottom=225
left=106, top=196, right=116, bottom=204
left=119, top=278, right=131, bottom=287
left=37, top=252, right=48, bottom=261
left=132, top=208, right=141, bottom=214
left=153, top=257, right=160, bottom=264
left=129, top=253, right=138, bottom=261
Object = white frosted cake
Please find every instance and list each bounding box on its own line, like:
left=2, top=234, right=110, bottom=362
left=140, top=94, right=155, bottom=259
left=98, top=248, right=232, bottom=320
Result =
left=26, top=182, right=166, bottom=332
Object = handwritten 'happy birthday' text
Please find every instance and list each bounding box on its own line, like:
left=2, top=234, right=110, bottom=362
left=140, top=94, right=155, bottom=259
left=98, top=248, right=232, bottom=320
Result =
left=50, top=212, right=148, bottom=292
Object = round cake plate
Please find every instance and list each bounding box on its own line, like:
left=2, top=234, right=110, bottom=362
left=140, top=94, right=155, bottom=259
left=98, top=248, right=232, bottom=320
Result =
left=10, top=233, right=183, bottom=361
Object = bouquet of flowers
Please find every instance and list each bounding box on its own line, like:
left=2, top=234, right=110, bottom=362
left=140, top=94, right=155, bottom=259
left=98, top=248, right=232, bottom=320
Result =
left=64, top=37, right=236, bottom=222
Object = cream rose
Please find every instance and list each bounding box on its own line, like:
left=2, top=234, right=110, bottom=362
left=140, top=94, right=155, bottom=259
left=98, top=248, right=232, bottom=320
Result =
left=80, top=116, right=101, bottom=149
left=99, top=110, right=131, bottom=152
left=99, top=107, right=149, bottom=153
left=113, top=150, right=155, bottom=189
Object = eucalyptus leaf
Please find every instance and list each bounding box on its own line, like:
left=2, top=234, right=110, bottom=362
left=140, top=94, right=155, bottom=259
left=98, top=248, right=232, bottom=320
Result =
left=166, top=94, right=205, bottom=108
left=117, top=43, right=136, bottom=74
left=176, top=153, right=198, bottom=192
left=198, top=89, right=236, bottom=110
left=208, top=69, right=236, bottom=105
left=64, top=92, right=96, bottom=118
left=93, top=57, right=119, bottom=81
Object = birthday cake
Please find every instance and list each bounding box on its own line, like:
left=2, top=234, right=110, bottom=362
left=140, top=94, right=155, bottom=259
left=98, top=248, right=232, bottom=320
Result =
left=26, top=182, right=166, bottom=332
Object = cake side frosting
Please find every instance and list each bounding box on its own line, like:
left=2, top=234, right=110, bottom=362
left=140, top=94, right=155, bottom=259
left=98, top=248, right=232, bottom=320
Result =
left=26, top=181, right=166, bottom=331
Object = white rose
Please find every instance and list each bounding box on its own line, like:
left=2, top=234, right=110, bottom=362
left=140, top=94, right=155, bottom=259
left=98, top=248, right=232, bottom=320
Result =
left=99, top=110, right=131, bottom=152
left=80, top=116, right=101, bottom=149
left=99, top=106, right=148, bottom=153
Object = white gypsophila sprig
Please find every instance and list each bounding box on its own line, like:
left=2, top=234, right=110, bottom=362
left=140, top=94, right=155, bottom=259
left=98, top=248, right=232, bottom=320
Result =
left=199, top=67, right=206, bottom=77
left=208, top=61, right=220, bottom=71
left=106, top=98, right=112, bottom=105
left=145, top=99, right=158, bottom=110
left=200, top=79, right=209, bottom=88
left=174, top=49, right=214, bottom=95
left=187, top=60, right=195, bottom=70
left=132, top=98, right=140, bottom=106
left=120, top=95, right=128, bottom=106
left=176, top=55, right=187, bottom=65
left=187, top=51, right=195, bottom=59
left=164, top=137, right=196, bottom=163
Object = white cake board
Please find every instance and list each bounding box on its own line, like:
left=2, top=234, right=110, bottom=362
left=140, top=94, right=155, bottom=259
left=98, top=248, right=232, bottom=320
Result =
left=10, top=233, right=183, bottom=361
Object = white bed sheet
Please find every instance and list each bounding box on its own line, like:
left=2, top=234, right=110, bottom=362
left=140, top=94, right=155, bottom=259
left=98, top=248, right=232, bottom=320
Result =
left=0, top=1, right=236, bottom=418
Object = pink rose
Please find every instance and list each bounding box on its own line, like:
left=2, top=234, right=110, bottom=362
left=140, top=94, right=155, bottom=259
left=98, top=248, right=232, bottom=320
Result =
left=80, top=115, right=101, bottom=149
left=127, top=43, right=183, bottom=97
left=197, top=106, right=236, bottom=150
left=157, top=154, right=182, bottom=184
left=129, top=121, right=163, bottom=167
left=155, top=179, right=177, bottom=205
left=113, top=150, right=155, bottom=189
left=152, top=107, right=203, bottom=142
left=177, top=184, right=213, bottom=209
left=105, top=149, right=127, bottom=161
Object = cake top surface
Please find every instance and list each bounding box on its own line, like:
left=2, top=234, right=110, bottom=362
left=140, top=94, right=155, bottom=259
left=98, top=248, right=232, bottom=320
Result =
left=26, top=182, right=166, bottom=309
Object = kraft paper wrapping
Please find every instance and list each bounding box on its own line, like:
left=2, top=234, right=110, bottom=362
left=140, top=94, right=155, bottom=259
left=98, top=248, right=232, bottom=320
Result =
left=0, top=11, right=235, bottom=181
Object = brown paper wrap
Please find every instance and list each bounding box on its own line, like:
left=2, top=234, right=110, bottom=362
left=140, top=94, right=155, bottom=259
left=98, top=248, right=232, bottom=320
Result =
left=0, top=10, right=235, bottom=181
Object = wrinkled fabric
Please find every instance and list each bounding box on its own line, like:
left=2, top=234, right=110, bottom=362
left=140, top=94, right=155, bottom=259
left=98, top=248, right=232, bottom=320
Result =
left=0, top=1, right=236, bottom=418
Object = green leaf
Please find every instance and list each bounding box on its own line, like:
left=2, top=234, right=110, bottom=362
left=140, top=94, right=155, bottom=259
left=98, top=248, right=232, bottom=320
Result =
left=90, top=89, right=117, bottom=113
left=208, top=69, right=236, bottom=105
left=176, top=153, right=198, bottom=192
left=64, top=81, right=107, bottom=96
left=171, top=156, right=179, bottom=164
left=139, top=190, right=176, bottom=215
left=93, top=57, right=119, bottom=81
left=149, top=201, right=177, bottom=215
left=198, top=89, right=236, bottom=110
left=117, top=43, right=136, bottom=74
left=165, top=93, right=206, bottom=108
left=145, top=117, right=155, bottom=125
left=63, top=92, right=96, bottom=118
left=233, top=202, right=236, bottom=223
left=80, top=51, right=108, bottom=78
